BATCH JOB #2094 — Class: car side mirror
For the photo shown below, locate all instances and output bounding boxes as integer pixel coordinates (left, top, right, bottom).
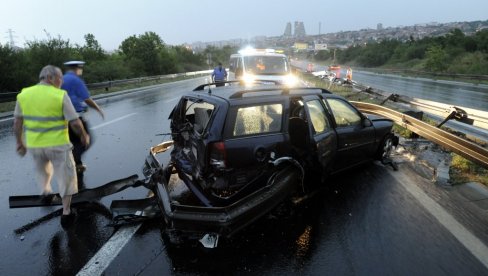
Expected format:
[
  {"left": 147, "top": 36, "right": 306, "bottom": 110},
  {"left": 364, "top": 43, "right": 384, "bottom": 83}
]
[{"left": 362, "top": 118, "right": 372, "bottom": 127}]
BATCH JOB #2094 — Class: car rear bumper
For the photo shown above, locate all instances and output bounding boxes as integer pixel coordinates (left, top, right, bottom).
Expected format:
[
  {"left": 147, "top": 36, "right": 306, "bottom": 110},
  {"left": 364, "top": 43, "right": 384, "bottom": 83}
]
[{"left": 144, "top": 141, "right": 301, "bottom": 243}]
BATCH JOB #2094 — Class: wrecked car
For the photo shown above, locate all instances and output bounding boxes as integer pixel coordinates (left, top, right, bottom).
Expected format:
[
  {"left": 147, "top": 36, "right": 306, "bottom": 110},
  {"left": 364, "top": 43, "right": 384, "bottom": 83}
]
[{"left": 142, "top": 82, "right": 398, "bottom": 247}]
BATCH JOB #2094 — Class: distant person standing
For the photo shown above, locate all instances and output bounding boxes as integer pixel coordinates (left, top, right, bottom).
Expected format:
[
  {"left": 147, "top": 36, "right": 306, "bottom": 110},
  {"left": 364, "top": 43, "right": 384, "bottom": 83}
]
[
  {"left": 14, "top": 65, "right": 90, "bottom": 228},
  {"left": 346, "top": 67, "right": 353, "bottom": 82},
  {"left": 212, "top": 62, "right": 227, "bottom": 87},
  {"left": 62, "top": 61, "right": 104, "bottom": 173}
]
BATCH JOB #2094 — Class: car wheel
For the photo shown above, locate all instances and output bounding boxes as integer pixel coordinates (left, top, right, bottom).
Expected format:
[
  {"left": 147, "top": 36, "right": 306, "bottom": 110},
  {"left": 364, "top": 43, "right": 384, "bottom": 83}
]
[{"left": 376, "top": 134, "right": 394, "bottom": 162}]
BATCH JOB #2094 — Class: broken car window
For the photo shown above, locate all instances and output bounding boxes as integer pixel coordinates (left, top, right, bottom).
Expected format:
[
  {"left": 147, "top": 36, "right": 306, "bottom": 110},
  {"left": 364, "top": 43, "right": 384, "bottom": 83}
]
[
  {"left": 233, "top": 104, "right": 283, "bottom": 136},
  {"left": 184, "top": 100, "right": 214, "bottom": 134}
]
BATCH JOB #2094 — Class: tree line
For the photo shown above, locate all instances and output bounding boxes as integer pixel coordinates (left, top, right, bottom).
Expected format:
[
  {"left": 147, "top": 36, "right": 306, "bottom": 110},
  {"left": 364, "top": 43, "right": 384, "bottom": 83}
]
[
  {"left": 3, "top": 28, "right": 486, "bottom": 93},
  {"left": 0, "top": 32, "right": 237, "bottom": 92},
  {"left": 313, "top": 28, "right": 488, "bottom": 74}
]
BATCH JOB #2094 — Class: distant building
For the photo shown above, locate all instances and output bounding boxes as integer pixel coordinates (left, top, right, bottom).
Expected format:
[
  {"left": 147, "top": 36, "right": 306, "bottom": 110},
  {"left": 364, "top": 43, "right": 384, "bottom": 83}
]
[
  {"left": 189, "top": 19, "right": 488, "bottom": 53},
  {"left": 477, "top": 25, "right": 488, "bottom": 32},
  {"left": 294, "top": 42, "right": 308, "bottom": 50},
  {"left": 283, "top": 22, "right": 292, "bottom": 37},
  {"left": 314, "top": 43, "right": 328, "bottom": 51},
  {"left": 294, "top": 21, "right": 306, "bottom": 37}
]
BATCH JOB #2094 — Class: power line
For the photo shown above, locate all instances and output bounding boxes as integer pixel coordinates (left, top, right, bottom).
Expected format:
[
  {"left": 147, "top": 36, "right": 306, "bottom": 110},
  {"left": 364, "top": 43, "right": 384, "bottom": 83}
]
[{"left": 5, "top": 29, "right": 17, "bottom": 47}]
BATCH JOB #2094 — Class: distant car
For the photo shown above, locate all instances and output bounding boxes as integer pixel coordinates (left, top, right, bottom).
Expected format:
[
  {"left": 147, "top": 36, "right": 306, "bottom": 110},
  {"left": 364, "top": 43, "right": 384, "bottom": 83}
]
[{"left": 145, "top": 81, "right": 398, "bottom": 247}]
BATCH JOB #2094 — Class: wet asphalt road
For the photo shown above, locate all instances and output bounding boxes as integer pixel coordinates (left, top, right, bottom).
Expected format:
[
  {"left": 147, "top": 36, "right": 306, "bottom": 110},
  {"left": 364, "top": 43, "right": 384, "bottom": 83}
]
[{"left": 1, "top": 77, "right": 488, "bottom": 275}]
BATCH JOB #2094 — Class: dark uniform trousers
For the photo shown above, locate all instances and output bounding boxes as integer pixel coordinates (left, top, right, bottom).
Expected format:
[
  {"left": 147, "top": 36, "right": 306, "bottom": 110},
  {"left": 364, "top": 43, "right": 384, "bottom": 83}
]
[{"left": 68, "top": 116, "right": 90, "bottom": 166}]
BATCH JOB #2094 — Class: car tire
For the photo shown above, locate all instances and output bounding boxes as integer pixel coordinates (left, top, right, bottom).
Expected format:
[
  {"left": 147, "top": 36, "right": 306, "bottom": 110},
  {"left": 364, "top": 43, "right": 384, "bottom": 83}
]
[{"left": 376, "top": 134, "right": 394, "bottom": 162}]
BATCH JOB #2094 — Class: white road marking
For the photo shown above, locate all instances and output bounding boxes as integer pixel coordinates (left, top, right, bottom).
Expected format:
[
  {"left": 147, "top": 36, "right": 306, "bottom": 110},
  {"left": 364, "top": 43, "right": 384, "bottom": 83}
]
[
  {"left": 388, "top": 169, "right": 488, "bottom": 269},
  {"left": 91, "top": 113, "right": 137, "bottom": 130},
  {"left": 76, "top": 224, "right": 142, "bottom": 276}
]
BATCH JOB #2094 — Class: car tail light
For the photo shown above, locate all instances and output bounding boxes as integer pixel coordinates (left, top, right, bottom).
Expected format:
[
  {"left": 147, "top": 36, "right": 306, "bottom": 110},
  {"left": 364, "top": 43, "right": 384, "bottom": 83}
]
[{"left": 209, "top": 141, "right": 227, "bottom": 170}]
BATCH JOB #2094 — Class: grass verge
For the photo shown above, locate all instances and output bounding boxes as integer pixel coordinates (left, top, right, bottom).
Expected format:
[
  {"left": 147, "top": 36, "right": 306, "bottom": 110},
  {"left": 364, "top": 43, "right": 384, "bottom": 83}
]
[{"left": 450, "top": 154, "right": 488, "bottom": 186}]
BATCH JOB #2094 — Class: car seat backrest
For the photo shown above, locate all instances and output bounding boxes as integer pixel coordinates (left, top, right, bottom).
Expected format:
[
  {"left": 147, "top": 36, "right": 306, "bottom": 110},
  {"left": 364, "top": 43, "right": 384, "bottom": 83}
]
[{"left": 194, "top": 107, "right": 211, "bottom": 133}]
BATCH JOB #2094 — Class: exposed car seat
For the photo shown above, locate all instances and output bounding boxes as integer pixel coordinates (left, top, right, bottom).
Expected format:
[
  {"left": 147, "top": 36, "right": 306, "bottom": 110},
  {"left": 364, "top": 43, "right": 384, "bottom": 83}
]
[{"left": 194, "top": 107, "right": 211, "bottom": 133}]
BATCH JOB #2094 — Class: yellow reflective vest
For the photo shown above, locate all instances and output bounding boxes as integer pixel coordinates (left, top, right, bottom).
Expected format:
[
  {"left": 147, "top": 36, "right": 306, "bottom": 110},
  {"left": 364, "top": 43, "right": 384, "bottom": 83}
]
[{"left": 17, "top": 84, "right": 69, "bottom": 148}]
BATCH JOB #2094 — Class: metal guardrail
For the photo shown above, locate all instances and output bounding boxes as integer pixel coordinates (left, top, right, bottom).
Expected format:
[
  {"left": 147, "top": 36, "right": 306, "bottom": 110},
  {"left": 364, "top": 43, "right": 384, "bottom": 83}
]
[
  {"left": 294, "top": 62, "right": 488, "bottom": 131},
  {"left": 87, "top": 74, "right": 179, "bottom": 90},
  {"left": 0, "top": 92, "right": 19, "bottom": 103},
  {"left": 86, "top": 70, "right": 212, "bottom": 90},
  {"left": 407, "top": 98, "right": 488, "bottom": 130},
  {"left": 355, "top": 67, "right": 488, "bottom": 81},
  {"left": 353, "top": 101, "right": 488, "bottom": 169},
  {"left": 354, "top": 83, "right": 488, "bottom": 131},
  {"left": 0, "top": 70, "right": 213, "bottom": 103}
]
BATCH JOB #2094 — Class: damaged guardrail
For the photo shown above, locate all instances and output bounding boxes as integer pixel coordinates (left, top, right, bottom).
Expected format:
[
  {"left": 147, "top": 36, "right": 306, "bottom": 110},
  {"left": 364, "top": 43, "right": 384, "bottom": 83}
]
[
  {"left": 353, "top": 101, "right": 488, "bottom": 169},
  {"left": 357, "top": 85, "right": 488, "bottom": 131},
  {"left": 300, "top": 66, "right": 488, "bottom": 131}
]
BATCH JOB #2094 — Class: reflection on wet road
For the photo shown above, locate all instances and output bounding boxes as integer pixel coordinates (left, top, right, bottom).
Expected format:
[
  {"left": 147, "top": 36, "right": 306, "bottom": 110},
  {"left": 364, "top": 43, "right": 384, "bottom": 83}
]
[{"left": 104, "top": 163, "right": 488, "bottom": 275}]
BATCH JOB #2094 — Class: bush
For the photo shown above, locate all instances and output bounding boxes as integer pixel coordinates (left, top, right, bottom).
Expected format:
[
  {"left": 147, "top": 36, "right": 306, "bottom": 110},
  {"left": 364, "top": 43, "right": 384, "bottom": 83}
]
[{"left": 450, "top": 153, "right": 488, "bottom": 186}]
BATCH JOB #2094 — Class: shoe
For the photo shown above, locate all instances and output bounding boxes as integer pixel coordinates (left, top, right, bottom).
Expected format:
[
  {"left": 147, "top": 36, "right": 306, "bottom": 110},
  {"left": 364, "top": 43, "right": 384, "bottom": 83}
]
[
  {"left": 40, "top": 194, "right": 55, "bottom": 205},
  {"left": 76, "top": 164, "right": 87, "bottom": 173},
  {"left": 60, "top": 210, "right": 77, "bottom": 229}
]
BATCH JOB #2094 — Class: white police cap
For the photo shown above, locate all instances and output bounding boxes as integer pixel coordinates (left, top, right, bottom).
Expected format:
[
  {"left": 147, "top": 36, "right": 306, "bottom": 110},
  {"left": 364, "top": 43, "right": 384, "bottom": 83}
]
[{"left": 63, "top": 61, "right": 85, "bottom": 67}]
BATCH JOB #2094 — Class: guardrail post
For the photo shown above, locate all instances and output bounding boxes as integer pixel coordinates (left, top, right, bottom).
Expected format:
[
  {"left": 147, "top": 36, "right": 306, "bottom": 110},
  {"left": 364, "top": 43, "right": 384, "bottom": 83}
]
[
  {"left": 403, "top": 111, "right": 423, "bottom": 138},
  {"left": 380, "top": 93, "right": 399, "bottom": 105},
  {"left": 437, "top": 107, "right": 474, "bottom": 128}
]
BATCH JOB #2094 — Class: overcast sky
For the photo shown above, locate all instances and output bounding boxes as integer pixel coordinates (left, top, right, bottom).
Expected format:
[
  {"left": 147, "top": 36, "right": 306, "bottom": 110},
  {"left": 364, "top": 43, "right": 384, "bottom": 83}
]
[{"left": 1, "top": 0, "right": 487, "bottom": 51}]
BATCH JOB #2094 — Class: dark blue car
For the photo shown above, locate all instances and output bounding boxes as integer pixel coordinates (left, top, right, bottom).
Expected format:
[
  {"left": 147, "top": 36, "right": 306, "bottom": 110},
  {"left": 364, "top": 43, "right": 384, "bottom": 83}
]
[{"left": 145, "top": 82, "right": 398, "bottom": 246}]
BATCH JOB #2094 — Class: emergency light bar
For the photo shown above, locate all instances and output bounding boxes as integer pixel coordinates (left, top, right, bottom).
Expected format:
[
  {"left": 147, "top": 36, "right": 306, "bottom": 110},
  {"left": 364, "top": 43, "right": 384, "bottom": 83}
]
[{"left": 238, "top": 48, "right": 277, "bottom": 55}]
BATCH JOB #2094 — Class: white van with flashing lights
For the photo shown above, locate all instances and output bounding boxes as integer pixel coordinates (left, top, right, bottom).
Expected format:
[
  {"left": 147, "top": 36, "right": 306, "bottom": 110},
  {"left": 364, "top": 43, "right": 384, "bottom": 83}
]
[{"left": 228, "top": 48, "right": 298, "bottom": 86}]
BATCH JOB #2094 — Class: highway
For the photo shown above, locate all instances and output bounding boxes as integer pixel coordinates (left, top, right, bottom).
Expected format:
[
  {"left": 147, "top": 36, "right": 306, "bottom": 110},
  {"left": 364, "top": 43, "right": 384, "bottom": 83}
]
[{"left": 0, "top": 77, "right": 487, "bottom": 275}]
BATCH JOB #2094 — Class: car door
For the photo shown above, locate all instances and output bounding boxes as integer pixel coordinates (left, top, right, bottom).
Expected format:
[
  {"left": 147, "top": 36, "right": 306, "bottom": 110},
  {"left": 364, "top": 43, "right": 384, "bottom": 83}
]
[
  {"left": 223, "top": 101, "right": 287, "bottom": 186},
  {"left": 324, "top": 97, "right": 376, "bottom": 171},
  {"left": 302, "top": 96, "right": 337, "bottom": 170}
]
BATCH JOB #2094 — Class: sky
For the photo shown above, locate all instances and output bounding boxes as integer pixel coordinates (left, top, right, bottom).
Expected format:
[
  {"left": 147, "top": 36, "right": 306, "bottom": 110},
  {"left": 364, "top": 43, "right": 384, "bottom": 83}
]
[{"left": 1, "top": 0, "right": 487, "bottom": 51}]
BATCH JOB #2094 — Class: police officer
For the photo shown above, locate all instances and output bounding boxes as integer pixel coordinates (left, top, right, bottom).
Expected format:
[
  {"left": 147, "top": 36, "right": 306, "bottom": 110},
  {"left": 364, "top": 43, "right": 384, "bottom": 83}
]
[
  {"left": 14, "top": 65, "right": 90, "bottom": 227},
  {"left": 211, "top": 62, "right": 228, "bottom": 87},
  {"left": 62, "top": 61, "right": 104, "bottom": 173}
]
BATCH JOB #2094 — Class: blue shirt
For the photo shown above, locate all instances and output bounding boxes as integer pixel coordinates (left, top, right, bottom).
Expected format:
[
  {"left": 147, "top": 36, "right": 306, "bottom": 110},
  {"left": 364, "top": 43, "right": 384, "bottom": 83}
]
[
  {"left": 61, "top": 72, "right": 90, "bottom": 112},
  {"left": 212, "top": 66, "right": 227, "bottom": 81}
]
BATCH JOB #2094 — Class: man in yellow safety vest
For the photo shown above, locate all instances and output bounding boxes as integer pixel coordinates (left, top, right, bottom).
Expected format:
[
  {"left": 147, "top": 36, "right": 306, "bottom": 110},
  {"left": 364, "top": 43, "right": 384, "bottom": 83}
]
[{"left": 13, "top": 65, "right": 90, "bottom": 228}]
